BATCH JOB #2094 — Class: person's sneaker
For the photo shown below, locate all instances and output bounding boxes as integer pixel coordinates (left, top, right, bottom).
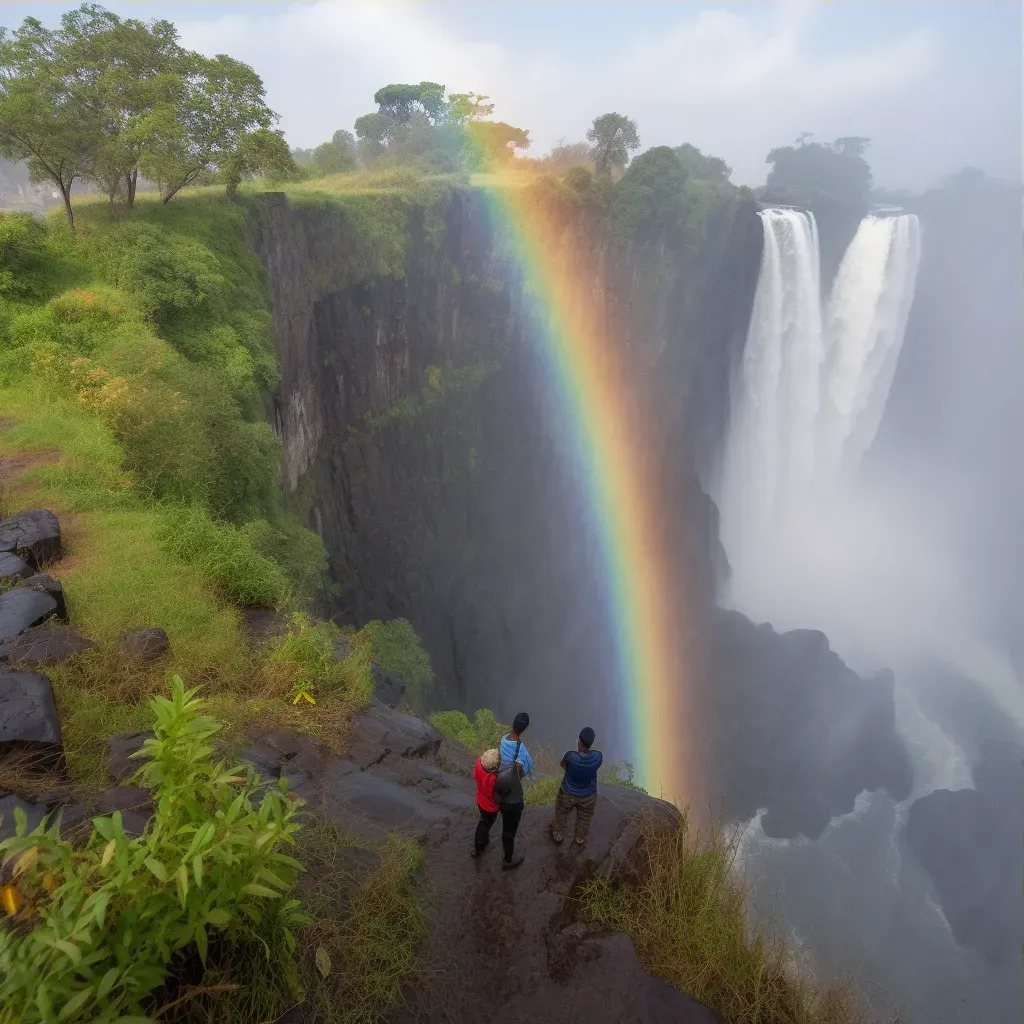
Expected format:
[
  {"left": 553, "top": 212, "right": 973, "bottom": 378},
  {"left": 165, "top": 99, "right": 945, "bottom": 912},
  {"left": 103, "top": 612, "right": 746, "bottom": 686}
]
[{"left": 502, "top": 854, "right": 525, "bottom": 871}]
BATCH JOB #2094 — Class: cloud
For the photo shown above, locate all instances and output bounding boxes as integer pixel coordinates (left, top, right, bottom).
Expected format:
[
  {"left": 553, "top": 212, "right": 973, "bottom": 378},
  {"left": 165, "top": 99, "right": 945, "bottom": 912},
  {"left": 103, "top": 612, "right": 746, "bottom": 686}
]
[{"left": 171, "top": 1, "right": 960, "bottom": 187}]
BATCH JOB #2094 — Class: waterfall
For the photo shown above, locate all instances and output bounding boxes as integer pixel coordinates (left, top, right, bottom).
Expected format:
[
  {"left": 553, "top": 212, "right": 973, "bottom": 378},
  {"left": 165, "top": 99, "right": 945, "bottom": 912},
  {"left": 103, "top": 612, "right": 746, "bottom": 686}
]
[
  {"left": 718, "top": 209, "right": 920, "bottom": 618},
  {"left": 818, "top": 214, "right": 922, "bottom": 483}
]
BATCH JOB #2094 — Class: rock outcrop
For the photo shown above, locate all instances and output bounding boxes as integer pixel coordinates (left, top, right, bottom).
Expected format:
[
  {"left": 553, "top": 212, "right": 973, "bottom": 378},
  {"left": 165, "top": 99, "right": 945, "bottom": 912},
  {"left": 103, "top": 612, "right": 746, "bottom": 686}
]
[{"left": 703, "top": 609, "right": 912, "bottom": 839}]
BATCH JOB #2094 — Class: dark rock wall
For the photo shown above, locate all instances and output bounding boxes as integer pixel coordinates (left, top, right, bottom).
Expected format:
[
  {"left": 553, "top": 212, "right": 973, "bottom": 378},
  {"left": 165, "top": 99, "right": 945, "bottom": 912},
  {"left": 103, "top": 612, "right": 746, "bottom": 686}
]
[{"left": 246, "top": 188, "right": 760, "bottom": 762}]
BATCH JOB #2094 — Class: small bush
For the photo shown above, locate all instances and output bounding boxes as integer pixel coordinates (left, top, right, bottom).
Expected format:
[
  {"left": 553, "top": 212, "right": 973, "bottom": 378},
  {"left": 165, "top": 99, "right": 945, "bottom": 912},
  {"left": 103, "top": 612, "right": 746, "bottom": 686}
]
[
  {"left": 157, "top": 503, "right": 288, "bottom": 607},
  {"left": 7, "top": 286, "right": 145, "bottom": 355},
  {"left": 0, "top": 676, "right": 308, "bottom": 1024},
  {"left": 0, "top": 211, "right": 49, "bottom": 297},
  {"left": 524, "top": 775, "right": 561, "bottom": 806},
  {"left": 429, "top": 707, "right": 508, "bottom": 754},
  {"left": 362, "top": 618, "right": 433, "bottom": 699},
  {"left": 267, "top": 612, "right": 348, "bottom": 705}
]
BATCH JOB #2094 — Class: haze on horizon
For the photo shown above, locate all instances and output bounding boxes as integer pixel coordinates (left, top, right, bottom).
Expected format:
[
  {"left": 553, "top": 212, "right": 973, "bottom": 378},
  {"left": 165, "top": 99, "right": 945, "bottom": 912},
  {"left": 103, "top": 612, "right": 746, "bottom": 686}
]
[{"left": 8, "top": 0, "right": 1021, "bottom": 193}]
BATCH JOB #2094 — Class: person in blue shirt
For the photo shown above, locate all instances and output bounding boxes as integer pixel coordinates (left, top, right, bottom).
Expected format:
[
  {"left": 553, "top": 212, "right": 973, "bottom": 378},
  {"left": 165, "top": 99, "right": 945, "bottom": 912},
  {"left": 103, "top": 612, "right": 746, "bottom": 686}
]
[
  {"left": 494, "top": 712, "right": 533, "bottom": 870},
  {"left": 550, "top": 726, "right": 603, "bottom": 846}
]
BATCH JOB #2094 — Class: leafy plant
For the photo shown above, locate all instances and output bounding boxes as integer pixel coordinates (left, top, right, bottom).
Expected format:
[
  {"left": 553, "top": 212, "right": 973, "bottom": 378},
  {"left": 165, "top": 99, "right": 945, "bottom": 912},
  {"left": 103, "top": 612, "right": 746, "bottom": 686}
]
[
  {"left": 267, "top": 612, "right": 355, "bottom": 705},
  {"left": 0, "top": 675, "right": 307, "bottom": 1024},
  {"left": 361, "top": 618, "right": 433, "bottom": 699},
  {"left": 428, "top": 707, "right": 507, "bottom": 754}
]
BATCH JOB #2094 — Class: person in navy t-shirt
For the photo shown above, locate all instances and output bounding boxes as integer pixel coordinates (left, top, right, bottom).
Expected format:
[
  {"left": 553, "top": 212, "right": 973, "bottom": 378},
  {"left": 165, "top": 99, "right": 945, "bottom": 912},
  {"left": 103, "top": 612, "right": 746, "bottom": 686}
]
[{"left": 550, "top": 726, "right": 603, "bottom": 846}]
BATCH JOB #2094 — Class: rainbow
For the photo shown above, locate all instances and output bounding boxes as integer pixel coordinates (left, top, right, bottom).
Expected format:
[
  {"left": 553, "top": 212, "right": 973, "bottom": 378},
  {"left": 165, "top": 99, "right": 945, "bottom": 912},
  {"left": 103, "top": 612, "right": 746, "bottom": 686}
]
[{"left": 474, "top": 172, "right": 697, "bottom": 807}]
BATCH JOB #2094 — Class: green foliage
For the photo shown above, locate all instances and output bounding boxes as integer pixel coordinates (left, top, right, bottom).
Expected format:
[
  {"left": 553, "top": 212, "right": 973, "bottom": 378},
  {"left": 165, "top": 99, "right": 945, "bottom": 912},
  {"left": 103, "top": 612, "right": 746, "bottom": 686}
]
[
  {"left": 362, "top": 618, "right": 433, "bottom": 697},
  {"left": 674, "top": 142, "right": 731, "bottom": 184},
  {"left": 765, "top": 134, "right": 872, "bottom": 206},
  {"left": 243, "top": 516, "right": 327, "bottom": 607},
  {"left": 0, "top": 676, "right": 308, "bottom": 1024},
  {"left": 429, "top": 708, "right": 508, "bottom": 754},
  {"left": 157, "top": 503, "right": 288, "bottom": 607},
  {"left": 586, "top": 112, "right": 640, "bottom": 177},
  {"left": 523, "top": 775, "right": 561, "bottom": 806},
  {"left": 221, "top": 128, "right": 296, "bottom": 198},
  {"left": 267, "top": 612, "right": 349, "bottom": 705},
  {"left": 601, "top": 760, "right": 646, "bottom": 792},
  {"left": 0, "top": 212, "right": 49, "bottom": 296},
  {"left": 0, "top": 5, "right": 280, "bottom": 220}
]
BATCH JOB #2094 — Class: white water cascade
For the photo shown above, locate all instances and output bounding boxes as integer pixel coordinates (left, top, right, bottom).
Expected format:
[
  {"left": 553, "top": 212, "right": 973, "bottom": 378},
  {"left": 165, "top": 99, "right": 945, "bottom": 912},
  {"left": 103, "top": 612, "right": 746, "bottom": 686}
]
[{"left": 717, "top": 209, "right": 921, "bottom": 632}]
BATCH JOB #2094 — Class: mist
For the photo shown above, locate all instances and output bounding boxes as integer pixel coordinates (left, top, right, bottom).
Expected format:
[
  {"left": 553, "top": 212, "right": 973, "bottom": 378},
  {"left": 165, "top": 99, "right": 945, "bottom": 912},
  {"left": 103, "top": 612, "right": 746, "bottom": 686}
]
[{"left": 714, "top": 167, "right": 1022, "bottom": 1022}]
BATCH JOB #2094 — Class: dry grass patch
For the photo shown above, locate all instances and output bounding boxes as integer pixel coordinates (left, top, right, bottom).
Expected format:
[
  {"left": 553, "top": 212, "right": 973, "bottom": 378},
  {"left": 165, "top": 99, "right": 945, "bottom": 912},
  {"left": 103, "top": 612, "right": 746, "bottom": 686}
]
[{"left": 579, "top": 814, "right": 895, "bottom": 1024}]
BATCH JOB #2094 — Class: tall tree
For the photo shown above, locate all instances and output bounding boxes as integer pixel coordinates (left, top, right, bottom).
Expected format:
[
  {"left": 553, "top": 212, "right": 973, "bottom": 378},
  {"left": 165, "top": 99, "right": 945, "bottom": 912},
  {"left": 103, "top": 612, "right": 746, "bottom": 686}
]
[
  {"left": 0, "top": 15, "right": 97, "bottom": 227},
  {"left": 674, "top": 142, "right": 731, "bottom": 184},
  {"left": 220, "top": 127, "right": 294, "bottom": 198},
  {"left": 586, "top": 113, "right": 640, "bottom": 177},
  {"left": 466, "top": 120, "right": 530, "bottom": 168},
  {"left": 140, "top": 52, "right": 275, "bottom": 203},
  {"left": 60, "top": 5, "right": 182, "bottom": 210},
  {"left": 765, "top": 135, "right": 873, "bottom": 205}
]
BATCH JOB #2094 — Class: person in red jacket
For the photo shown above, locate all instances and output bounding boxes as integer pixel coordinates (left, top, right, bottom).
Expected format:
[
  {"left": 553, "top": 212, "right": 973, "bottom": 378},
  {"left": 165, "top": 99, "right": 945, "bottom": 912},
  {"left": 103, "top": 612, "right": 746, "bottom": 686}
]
[{"left": 471, "top": 747, "right": 500, "bottom": 857}]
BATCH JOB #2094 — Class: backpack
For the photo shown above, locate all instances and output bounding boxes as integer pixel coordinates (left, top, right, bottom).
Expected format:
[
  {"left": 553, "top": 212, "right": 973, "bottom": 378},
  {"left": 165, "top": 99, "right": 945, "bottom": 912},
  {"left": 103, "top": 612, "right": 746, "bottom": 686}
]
[{"left": 493, "top": 739, "right": 524, "bottom": 807}]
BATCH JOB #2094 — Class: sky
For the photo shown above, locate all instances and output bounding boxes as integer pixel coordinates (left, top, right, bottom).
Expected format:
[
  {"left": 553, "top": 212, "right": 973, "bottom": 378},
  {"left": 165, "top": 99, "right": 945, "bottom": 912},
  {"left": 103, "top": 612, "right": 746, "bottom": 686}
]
[{"left": 10, "top": 1, "right": 1022, "bottom": 190}]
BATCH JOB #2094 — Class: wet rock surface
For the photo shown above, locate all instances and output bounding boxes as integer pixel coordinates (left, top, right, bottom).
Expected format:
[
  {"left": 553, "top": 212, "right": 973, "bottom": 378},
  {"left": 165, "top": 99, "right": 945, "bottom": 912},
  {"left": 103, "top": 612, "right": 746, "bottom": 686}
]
[
  {"left": 0, "top": 551, "right": 32, "bottom": 584},
  {"left": 0, "top": 587, "right": 58, "bottom": 643},
  {"left": 0, "top": 509, "right": 61, "bottom": 569},
  {"left": 0, "top": 623, "right": 94, "bottom": 667},
  {"left": 0, "top": 670, "right": 63, "bottom": 771},
  {"left": 117, "top": 627, "right": 170, "bottom": 661},
  {"left": 22, "top": 574, "right": 67, "bottom": 622},
  {"left": 392, "top": 784, "right": 722, "bottom": 1024}
]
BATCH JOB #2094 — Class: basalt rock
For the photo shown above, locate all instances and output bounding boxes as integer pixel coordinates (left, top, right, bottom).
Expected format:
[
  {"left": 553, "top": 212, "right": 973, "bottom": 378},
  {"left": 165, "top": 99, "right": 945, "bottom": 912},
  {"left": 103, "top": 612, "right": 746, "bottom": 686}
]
[
  {"left": 0, "top": 509, "right": 61, "bottom": 570},
  {"left": 0, "top": 670, "right": 63, "bottom": 773},
  {"left": 0, "top": 587, "right": 57, "bottom": 643},
  {"left": 22, "top": 574, "right": 67, "bottom": 622},
  {"left": 0, "top": 623, "right": 93, "bottom": 667},
  {"left": 0, "top": 552, "right": 32, "bottom": 585},
  {"left": 105, "top": 732, "right": 150, "bottom": 783},
  {"left": 906, "top": 745, "right": 1024, "bottom": 966}
]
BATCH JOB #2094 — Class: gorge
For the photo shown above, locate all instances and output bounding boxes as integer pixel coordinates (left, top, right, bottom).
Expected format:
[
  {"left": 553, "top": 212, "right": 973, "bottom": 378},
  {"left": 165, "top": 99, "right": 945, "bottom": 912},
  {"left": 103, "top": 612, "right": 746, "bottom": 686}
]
[{"left": 244, "top": 172, "right": 1020, "bottom": 1022}]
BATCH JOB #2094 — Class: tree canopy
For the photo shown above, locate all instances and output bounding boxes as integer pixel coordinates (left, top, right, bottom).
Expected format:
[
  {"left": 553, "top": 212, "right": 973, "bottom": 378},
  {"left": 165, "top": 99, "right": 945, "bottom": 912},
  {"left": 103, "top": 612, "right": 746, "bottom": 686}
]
[
  {"left": 0, "top": 3, "right": 281, "bottom": 225},
  {"left": 765, "top": 135, "right": 872, "bottom": 205},
  {"left": 674, "top": 142, "right": 731, "bottom": 185},
  {"left": 586, "top": 113, "right": 640, "bottom": 177}
]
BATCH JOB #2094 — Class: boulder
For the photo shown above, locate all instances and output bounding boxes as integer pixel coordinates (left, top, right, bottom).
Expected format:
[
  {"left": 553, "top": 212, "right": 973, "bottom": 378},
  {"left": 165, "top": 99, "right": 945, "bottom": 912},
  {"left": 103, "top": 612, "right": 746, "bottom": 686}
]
[
  {"left": 243, "top": 607, "right": 290, "bottom": 642},
  {"left": 0, "top": 587, "right": 57, "bottom": 643},
  {"left": 0, "top": 671, "right": 63, "bottom": 772},
  {"left": 0, "top": 509, "right": 61, "bottom": 570},
  {"left": 371, "top": 662, "right": 406, "bottom": 708},
  {"left": 105, "top": 732, "right": 150, "bottom": 783},
  {"left": 0, "top": 623, "right": 94, "bottom": 667},
  {"left": 22, "top": 574, "right": 67, "bottom": 621},
  {"left": 95, "top": 786, "right": 152, "bottom": 817},
  {"left": 0, "top": 552, "right": 32, "bottom": 584},
  {"left": 117, "top": 627, "right": 169, "bottom": 662}
]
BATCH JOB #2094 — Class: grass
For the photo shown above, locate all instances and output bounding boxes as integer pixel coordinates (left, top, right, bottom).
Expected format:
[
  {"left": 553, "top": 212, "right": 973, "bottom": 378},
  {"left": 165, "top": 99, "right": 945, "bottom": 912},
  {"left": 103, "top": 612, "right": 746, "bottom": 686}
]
[
  {"left": 291, "top": 819, "right": 427, "bottom": 1024},
  {"left": 579, "top": 813, "right": 892, "bottom": 1024}
]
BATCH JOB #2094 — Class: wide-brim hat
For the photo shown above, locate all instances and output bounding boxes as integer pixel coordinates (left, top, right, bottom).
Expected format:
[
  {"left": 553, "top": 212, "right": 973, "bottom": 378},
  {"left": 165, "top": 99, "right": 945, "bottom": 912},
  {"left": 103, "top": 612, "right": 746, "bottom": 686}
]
[{"left": 480, "top": 748, "right": 499, "bottom": 771}]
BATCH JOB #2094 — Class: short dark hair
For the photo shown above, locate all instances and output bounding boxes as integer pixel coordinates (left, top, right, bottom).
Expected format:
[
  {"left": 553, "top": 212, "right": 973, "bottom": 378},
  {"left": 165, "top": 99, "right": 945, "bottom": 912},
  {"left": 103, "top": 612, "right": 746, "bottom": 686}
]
[
  {"left": 579, "top": 726, "right": 595, "bottom": 749},
  {"left": 512, "top": 712, "right": 530, "bottom": 734}
]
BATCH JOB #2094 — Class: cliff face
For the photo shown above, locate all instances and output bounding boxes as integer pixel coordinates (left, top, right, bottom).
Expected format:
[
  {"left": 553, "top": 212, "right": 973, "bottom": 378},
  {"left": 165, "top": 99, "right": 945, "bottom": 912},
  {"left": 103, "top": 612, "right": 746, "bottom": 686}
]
[
  {"left": 246, "top": 186, "right": 760, "bottom": 759},
  {"left": 247, "top": 185, "right": 912, "bottom": 834}
]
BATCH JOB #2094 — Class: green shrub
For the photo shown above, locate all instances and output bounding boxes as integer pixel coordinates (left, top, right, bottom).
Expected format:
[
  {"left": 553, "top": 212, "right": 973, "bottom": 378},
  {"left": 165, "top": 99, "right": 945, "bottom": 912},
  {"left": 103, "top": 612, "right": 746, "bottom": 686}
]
[
  {"left": 428, "top": 707, "right": 507, "bottom": 754},
  {"left": 0, "top": 676, "right": 308, "bottom": 1024},
  {"left": 243, "top": 516, "right": 328, "bottom": 607},
  {"left": 157, "top": 503, "right": 288, "bottom": 607},
  {"left": 98, "top": 220, "right": 227, "bottom": 333},
  {"left": 6, "top": 286, "right": 146, "bottom": 355},
  {"left": 523, "top": 775, "right": 561, "bottom": 806},
  {"left": 0, "top": 212, "right": 53, "bottom": 297},
  {"left": 268, "top": 612, "right": 346, "bottom": 705},
  {"left": 362, "top": 618, "right": 433, "bottom": 698}
]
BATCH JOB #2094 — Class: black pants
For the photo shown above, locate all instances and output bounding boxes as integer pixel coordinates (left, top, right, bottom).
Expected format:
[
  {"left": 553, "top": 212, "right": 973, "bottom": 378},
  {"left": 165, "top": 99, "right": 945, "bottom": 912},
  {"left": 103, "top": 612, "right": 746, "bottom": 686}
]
[{"left": 475, "top": 802, "right": 524, "bottom": 861}]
